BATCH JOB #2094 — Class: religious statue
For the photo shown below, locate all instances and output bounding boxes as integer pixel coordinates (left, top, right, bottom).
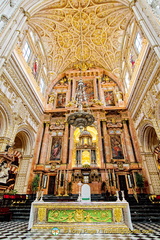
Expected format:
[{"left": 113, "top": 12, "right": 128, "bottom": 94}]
[
  {"left": 116, "top": 90, "right": 123, "bottom": 102},
  {"left": 48, "top": 92, "right": 56, "bottom": 104},
  {"left": 0, "top": 162, "right": 10, "bottom": 184}
]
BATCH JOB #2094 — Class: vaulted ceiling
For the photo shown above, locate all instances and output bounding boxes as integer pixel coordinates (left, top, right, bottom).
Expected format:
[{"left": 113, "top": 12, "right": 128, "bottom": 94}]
[{"left": 28, "top": 0, "right": 134, "bottom": 78}]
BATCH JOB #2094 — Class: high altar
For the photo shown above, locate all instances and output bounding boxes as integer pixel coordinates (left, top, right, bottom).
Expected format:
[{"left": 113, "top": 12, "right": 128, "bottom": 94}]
[{"left": 28, "top": 200, "right": 133, "bottom": 233}]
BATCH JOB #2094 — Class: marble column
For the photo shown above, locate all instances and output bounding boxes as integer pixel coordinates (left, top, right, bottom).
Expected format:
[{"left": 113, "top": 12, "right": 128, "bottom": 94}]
[
  {"left": 68, "top": 126, "right": 74, "bottom": 168},
  {"left": 102, "top": 121, "right": 111, "bottom": 163},
  {"left": 123, "top": 120, "right": 135, "bottom": 163},
  {"left": 129, "top": 118, "right": 142, "bottom": 162},
  {"left": 93, "top": 77, "right": 97, "bottom": 99},
  {"left": 67, "top": 79, "right": 71, "bottom": 102},
  {"left": 39, "top": 122, "right": 50, "bottom": 164},
  {"left": 62, "top": 123, "right": 69, "bottom": 164},
  {"left": 97, "top": 116, "right": 103, "bottom": 167},
  {"left": 33, "top": 122, "right": 44, "bottom": 164}
]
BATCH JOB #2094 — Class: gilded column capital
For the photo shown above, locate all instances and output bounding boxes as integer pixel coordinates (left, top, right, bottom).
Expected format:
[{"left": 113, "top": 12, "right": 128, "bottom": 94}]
[
  {"left": 122, "top": 119, "right": 128, "bottom": 124},
  {"left": 44, "top": 122, "right": 50, "bottom": 128}
]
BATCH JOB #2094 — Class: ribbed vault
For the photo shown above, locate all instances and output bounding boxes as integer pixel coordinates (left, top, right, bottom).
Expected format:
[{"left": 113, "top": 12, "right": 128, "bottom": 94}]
[{"left": 28, "top": 0, "right": 133, "bottom": 78}]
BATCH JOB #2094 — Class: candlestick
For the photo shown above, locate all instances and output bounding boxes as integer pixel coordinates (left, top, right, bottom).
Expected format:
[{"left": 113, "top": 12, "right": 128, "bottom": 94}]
[{"left": 116, "top": 190, "right": 121, "bottom": 202}]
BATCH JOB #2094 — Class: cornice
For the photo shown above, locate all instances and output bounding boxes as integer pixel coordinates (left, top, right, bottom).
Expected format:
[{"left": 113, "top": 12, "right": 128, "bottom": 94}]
[
  {"left": 127, "top": 50, "right": 159, "bottom": 118},
  {"left": 3, "top": 57, "right": 44, "bottom": 123}
]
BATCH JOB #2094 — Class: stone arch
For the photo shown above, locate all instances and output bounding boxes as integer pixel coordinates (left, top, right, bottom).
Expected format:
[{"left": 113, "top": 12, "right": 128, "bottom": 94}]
[
  {"left": 138, "top": 121, "right": 160, "bottom": 194},
  {"left": 0, "top": 104, "right": 9, "bottom": 137},
  {"left": 13, "top": 126, "right": 35, "bottom": 194},
  {"left": 0, "top": 99, "right": 13, "bottom": 137},
  {"left": 143, "top": 126, "right": 159, "bottom": 152},
  {"left": 138, "top": 121, "right": 159, "bottom": 152},
  {"left": 14, "top": 126, "right": 35, "bottom": 155}
]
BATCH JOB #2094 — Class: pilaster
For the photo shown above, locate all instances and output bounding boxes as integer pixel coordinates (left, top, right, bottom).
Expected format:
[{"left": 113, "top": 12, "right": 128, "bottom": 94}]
[
  {"left": 102, "top": 121, "right": 111, "bottom": 163},
  {"left": 39, "top": 122, "right": 50, "bottom": 164},
  {"left": 14, "top": 155, "right": 32, "bottom": 194},
  {"left": 123, "top": 120, "right": 135, "bottom": 163},
  {"left": 62, "top": 123, "right": 69, "bottom": 164}
]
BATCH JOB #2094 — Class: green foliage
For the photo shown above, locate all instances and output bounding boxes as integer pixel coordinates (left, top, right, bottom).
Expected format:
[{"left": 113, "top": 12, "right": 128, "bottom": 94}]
[
  {"left": 136, "top": 173, "right": 144, "bottom": 189},
  {"left": 7, "top": 189, "right": 18, "bottom": 195},
  {"left": 31, "top": 174, "right": 40, "bottom": 193}
]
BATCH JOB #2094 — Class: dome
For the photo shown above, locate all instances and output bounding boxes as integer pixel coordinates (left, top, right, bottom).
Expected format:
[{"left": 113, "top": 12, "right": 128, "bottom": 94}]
[{"left": 79, "top": 129, "right": 92, "bottom": 138}]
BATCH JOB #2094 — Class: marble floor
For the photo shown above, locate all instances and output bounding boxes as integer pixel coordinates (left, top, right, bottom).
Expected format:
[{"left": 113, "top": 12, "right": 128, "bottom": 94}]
[{"left": 0, "top": 221, "right": 160, "bottom": 240}]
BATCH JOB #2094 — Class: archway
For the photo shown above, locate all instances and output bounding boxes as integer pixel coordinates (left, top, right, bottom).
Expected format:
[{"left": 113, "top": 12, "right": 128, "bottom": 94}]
[
  {"left": 13, "top": 129, "right": 35, "bottom": 194},
  {"left": 0, "top": 102, "right": 13, "bottom": 151},
  {"left": 139, "top": 123, "right": 160, "bottom": 194}
]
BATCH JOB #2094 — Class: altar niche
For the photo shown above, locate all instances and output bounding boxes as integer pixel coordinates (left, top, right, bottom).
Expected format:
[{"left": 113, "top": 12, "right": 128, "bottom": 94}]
[{"left": 73, "top": 127, "right": 99, "bottom": 167}]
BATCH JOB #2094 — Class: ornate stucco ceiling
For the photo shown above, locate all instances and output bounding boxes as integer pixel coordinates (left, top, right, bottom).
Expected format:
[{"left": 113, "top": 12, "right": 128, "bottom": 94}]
[{"left": 28, "top": 0, "right": 134, "bottom": 78}]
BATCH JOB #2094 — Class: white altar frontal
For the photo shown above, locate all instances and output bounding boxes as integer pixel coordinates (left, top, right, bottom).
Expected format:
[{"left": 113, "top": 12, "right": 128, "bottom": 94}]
[{"left": 28, "top": 201, "right": 133, "bottom": 234}]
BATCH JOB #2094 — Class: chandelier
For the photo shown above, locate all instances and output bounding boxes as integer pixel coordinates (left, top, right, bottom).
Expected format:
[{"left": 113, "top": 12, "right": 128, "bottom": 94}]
[
  {"left": 67, "top": 80, "right": 95, "bottom": 129},
  {"left": 67, "top": 3, "right": 95, "bottom": 130}
]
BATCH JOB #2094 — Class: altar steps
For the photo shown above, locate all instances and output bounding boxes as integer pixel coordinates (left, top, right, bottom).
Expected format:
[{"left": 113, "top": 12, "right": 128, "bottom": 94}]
[
  {"left": 9, "top": 206, "right": 31, "bottom": 221},
  {"left": 130, "top": 204, "right": 160, "bottom": 222},
  {"left": 9, "top": 203, "right": 160, "bottom": 222},
  {"left": 2, "top": 193, "right": 160, "bottom": 222}
]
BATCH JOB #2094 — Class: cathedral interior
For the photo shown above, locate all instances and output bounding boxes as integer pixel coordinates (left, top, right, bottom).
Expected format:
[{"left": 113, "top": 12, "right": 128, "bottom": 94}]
[{"left": 0, "top": 0, "right": 160, "bottom": 204}]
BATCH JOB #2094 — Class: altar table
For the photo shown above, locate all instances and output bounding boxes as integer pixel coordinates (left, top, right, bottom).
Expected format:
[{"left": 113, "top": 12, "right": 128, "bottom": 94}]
[{"left": 28, "top": 201, "right": 133, "bottom": 233}]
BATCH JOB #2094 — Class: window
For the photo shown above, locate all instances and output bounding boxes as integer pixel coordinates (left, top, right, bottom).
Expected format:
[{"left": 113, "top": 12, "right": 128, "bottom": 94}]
[
  {"left": 125, "top": 71, "right": 130, "bottom": 90},
  {"left": 39, "top": 42, "right": 44, "bottom": 55},
  {"left": 40, "top": 77, "right": 45, "bottom": 93},
  {"left": 147, "top": 0, "right": 153, "bottom": 4},
  {"left": 135, "top": 33, "right": 142, "bottom": 53},
  {"left": 83, "top": 175, "right": 89, "bottom": 183},
  {"left": 23, "top": 42, "right": 31, "bottom": 62},
  {"left": 30, "top": 31, "right": 35, "bottom": 42},
  {"left": 43, "top": 66, "right": 47, "bottom": 75}
]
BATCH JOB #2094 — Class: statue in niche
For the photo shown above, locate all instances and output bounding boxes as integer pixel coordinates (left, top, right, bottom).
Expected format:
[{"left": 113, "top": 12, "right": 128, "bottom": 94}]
[
  {"left": 0, "top": 162, "right": 10, "bottom": 184},
  {"left": 56, "top": 76, "right": 68, "bottom": 86},
  {"left": 116, "top": 90, "right": 123, "bottom": 102},
  {"left": 48, "top": 92, "right": 56, "bottom": 104},
  {"left": 154, "top": 143, "right": 160, "bottom": 163},
  {"left": 32, "top": 58, "right": 38, "bottom": 78},
  {"left": 101, "top": 75, "right": 111, "bottom": 84}
]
